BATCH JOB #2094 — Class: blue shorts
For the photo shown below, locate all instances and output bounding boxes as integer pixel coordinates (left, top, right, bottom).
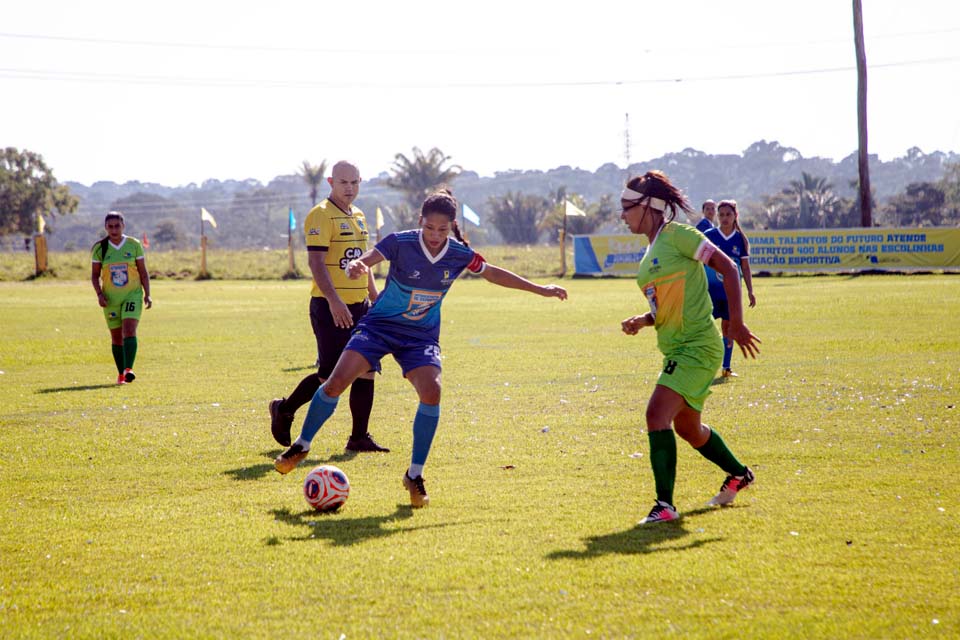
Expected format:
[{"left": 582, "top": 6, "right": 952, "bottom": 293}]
[
  {"left": 344, "top": 323, "right": 442, "bottom": 376},
  {"left": 708, "top": 284, "right": 729, "bottom": 320}
]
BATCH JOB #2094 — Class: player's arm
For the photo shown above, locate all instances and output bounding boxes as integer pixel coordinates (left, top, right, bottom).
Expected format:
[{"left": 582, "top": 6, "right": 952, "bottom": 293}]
[
  {"left": 740, "top": 257, "right": 755, "bottom": 308},
  {"left": 308, "top": 250, "right": 352, "bottom": 329},
  {"left": 706, "top": 250, "right": 760, "bottom": 358},
  {"left": 740, "top": 236, "right": 755, "bottom": 308},
  {"left": 480, "top": 264, "right": 567, "bottom": 300},
  {"left": 91, "top": 260, "right": 107, "bottom": 308},
  {"left": 135, "top": 257, "right": 152, "bottom": 309}
]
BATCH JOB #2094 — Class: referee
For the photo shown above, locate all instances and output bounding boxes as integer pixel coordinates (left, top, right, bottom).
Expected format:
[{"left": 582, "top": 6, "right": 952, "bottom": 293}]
[{"left": 269, "top": 160, "right": 389, "bottom": 453}]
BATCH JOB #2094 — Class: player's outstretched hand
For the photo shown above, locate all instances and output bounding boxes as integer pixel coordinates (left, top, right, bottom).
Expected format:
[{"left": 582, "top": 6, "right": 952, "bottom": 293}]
[
  {"left": 346, "top": 259, "right": 369, "bottom": 280},
  {"left": 728, "top": 321, "right": 761, "bottom": 359},
  {"left": 621, "top": 315, "right": 648, "bottom": 335},
  {"left": 540, "top": 284, "right": 568, "bottom": 300}
]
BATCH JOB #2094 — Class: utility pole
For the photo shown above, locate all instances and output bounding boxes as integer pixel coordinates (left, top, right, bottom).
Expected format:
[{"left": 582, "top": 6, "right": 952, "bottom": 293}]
[{"left": 853, "top": 0, "right": 872, "bottom": 227}]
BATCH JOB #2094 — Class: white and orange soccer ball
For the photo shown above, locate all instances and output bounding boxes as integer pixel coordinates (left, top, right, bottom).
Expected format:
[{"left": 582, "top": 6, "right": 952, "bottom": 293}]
[{"left": 303, "top": 465, "right": 350, "bottom": 512}]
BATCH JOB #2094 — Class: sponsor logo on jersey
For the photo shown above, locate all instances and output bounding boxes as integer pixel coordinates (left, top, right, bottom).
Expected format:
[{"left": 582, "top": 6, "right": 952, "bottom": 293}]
[
  {"left": 340, "top": 223, "right": 350, "bottom": 231},
  {"left": 356, "top": 219, "right": 366, "bottom": 231},
  {"left": 409, "top": 270, "right": 421, "bottom": 280},
  {"left": 109, "top": 263, "right": 129, "bottom": 287},
  {"left": 440, "top": 269, "right": 455, "bottom": 286},
  {"left": 403, "top": 290, "right": 442, "bottom": 321},
  {"left": 308, "top": 228, "right": 321, "bottom": 235}
]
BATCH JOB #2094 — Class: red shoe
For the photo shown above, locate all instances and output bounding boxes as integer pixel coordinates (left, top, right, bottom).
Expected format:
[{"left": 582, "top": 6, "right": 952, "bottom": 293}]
[{"left": 117, "top": 374, "right": 127, "bottom": 385}]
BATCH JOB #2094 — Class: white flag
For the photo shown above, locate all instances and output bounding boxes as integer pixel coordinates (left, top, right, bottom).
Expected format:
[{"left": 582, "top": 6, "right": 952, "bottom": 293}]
[
  {"left": 201, "top": 207, "right": 218, "bottom": 228},
  {"left": 565, "top": 200, "right": 587, "bottom": 217},
  {"left": 462, "top": 203, "right": 481, "bottom": 225}
]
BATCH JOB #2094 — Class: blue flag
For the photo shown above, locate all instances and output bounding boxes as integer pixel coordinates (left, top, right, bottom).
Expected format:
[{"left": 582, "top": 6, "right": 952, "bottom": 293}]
[
  {"left": 289, "top": 207, "right": 296, "bottom": 231},
  {"left": 462, "top": 203, "right": 480, "bottom": 226}
]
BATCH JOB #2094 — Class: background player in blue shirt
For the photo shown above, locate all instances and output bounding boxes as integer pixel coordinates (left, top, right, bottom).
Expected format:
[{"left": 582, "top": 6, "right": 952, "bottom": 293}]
[
  {"left": 274, "top": 189, "right": 568, "bottom": 508},
  {"left": 704, "top": 200, "right": 757, "bottom": 377}
]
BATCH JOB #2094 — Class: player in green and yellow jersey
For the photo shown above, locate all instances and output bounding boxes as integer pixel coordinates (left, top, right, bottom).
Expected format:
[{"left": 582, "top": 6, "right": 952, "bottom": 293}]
[
  {"left": 268, "top": 161, "right": 388, "bottom": 453},
  {"left": 618, "top": 171, "right": 761, "bottom": 525},
  {"left": 90, "top": 211, "right": 152, "bottom": 385}
]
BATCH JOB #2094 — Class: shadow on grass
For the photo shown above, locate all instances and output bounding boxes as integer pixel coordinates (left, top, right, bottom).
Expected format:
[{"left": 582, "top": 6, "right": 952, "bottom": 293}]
[
  {"left": 546, "top": 507, "right": 723, "bottom": 559},
  {"left": 281, "top": 365, "right": 317, "bottom": 373},
  {"left": 223, "top": 449, "right": 359, "bottom": 481},
  {"left": 268, "top": 504, "right": 454, "bottom": 546},
  {"left": 37, "top": 384, "right": 118, "bottom": 393}
]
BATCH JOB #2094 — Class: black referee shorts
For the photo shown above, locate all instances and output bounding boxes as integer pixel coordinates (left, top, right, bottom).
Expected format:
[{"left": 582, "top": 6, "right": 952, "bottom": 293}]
[{"left": 309, "top": 296, "right": 370, "bottom": 379}]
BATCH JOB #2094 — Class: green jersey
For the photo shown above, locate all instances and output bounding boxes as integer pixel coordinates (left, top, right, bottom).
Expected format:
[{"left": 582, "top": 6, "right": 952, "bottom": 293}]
[
  {"left": 92, "top": 236, "right": 145, "bottom": 304},
  {"left": 635, "top": 222, "right": 720, "bottom": 356}
]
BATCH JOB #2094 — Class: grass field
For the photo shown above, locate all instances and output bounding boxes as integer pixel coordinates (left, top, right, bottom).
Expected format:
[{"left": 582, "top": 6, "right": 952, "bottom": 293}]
[{"left": 1, "top": 275, "right": 958, "bottom": 638}]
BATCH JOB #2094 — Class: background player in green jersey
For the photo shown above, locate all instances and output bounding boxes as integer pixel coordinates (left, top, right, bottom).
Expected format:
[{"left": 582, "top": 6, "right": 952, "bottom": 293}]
[
  {"left": 618, "top": 171, "right": 761, "bottom": 525},
  {"left": 90, "top": 211, "right": 152, "bottom": 385}
]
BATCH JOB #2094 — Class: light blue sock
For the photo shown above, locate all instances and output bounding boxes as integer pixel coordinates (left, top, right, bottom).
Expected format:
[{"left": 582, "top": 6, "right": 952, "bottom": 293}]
[
  {"left": 295, "top": 385, "right": 339, "bottom": 448},
  {"left": 722, "top": 337, "right": 733, "bottom": 369},
  {"left": 408, "top": 403, "right": 440, "bottom": 477}
]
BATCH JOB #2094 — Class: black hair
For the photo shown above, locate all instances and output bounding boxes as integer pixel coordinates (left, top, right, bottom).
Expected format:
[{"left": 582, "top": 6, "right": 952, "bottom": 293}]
[{"left": 421, "top": 188, "right": 469, "bottom": 247}]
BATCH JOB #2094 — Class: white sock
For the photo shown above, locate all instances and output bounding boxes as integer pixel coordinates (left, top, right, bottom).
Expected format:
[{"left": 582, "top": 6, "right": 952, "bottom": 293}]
[
  {"left": 407, "top": 464, "right": 424, "bottom": 478},
  {"left": 293, "top": 436, "right": 311, "bottom": 450}
]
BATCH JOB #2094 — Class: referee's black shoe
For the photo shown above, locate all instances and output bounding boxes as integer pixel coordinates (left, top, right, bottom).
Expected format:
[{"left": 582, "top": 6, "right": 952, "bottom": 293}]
[
  {"left": 269, "top": 398, "right": 294, "bottom": 447},
  {"left": 345, "top": 432, "right": 390, "bottom": 453}
]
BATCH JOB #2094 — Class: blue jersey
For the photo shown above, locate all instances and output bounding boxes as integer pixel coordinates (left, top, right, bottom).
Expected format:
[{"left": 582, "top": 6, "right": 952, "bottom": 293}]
[
  {"left": 704, "top": 227, "right": 749, "bottom": 300},
  {"left": 695, "top": 218, "right": 714, "bottom": 234},
  {"left": 362, "top": 230, "right": 486, "bottom": 341}
]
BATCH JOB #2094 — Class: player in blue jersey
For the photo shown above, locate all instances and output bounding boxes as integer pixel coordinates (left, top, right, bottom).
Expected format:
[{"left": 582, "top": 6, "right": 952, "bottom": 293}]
[
  {"left": 703, "top": 200, "right": 756, "bottom": 377},
  {"left": 274, "top": 189, "right": 568, "bottom": 507},
  {"left": 693, "top": 199, "right": 717, "bottom": 234}
]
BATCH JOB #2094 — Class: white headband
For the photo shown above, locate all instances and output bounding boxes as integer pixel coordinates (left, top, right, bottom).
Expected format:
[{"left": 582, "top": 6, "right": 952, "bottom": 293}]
[{"left": 621, "top": 188, "right": 666, "bottom": 212}]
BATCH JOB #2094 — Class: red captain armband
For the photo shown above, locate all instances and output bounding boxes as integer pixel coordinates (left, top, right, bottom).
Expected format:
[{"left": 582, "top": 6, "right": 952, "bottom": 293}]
[{"left": 466, "top": 252, "right": 486, "bottom": 274}]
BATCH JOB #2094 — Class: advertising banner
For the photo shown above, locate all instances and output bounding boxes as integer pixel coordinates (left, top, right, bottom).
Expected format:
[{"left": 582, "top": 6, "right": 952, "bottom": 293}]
[{"left": 573, "top": 228, "right": 960, "bottom": 275}]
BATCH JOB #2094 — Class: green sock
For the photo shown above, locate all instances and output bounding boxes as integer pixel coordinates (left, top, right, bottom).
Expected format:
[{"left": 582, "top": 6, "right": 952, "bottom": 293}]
[
  {"left": 123, "top": 337, "right": 138, "bottom": 370},
  {"left": 648, "top": 429, "right": 677, "bottom": 506},
  {"left": 111, "top": 344, "right": 124, "bottom": 374},
  {"left": 695, "top": 428, "right": 747, "bottom": 476}
]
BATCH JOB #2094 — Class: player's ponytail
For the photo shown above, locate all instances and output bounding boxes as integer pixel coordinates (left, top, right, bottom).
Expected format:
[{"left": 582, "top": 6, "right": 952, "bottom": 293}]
[{"left": 624, "top": 171, "right": 693, "bottom": 222}]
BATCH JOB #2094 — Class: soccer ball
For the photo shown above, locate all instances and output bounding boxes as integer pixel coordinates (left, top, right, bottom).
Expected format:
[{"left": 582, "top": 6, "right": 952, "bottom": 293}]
[{"left": 303, "top": 465, "right": 350, "bottom": 512}]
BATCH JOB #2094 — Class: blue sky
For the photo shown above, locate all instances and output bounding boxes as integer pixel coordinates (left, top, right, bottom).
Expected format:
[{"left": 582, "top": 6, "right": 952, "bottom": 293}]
[{"left": 2, "top": 0, "right": 959, "bottom": 186}]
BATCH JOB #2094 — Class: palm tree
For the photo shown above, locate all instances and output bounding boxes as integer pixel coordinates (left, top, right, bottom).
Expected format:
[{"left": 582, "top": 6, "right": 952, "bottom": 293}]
[
  {"left": 386, "top": 147, "right": 461, "bottom": 210},
  {"left": 300, "top": 160, "right": 328, "bottom": 207},
  {"left": 783, "top": 172, "right": 838, "bottom": 228},
  {"left": 487, "top": 191, "right": 548, "bottom": 244}
]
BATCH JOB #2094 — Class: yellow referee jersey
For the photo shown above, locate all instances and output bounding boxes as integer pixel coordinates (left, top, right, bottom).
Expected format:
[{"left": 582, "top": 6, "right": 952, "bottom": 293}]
[{"left": 304, "top": 198, "right": 370, "bottom": 303}]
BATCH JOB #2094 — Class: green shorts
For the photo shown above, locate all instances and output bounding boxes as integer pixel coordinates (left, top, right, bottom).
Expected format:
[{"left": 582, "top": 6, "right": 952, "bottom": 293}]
[
  {"left": 656, "top": 341, "right": 723, "bottom": 412},
  {"left": 103, "top": 292, "right": 143, "bottom": 329}
]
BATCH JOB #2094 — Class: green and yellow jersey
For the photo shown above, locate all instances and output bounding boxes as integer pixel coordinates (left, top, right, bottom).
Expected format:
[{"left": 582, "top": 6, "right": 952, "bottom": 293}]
[
  {"left": 304, "top": 198, "right": 370, "bottom": 304},
  {"left": 92, "top": 236, "right": 145, "bottom": 304},
  {"left": 635, "top": 222, "right": 721, "bottom": 356}
]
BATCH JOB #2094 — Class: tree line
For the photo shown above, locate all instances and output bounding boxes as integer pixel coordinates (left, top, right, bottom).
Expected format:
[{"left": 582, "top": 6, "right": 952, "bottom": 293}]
[{"left": 2, "top": 141, "right": 959, "bottom": 252}]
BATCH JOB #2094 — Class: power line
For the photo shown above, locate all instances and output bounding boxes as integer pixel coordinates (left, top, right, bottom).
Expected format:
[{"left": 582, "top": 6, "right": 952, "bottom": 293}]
[
  {"left": 2, "top": 27, "right": 959, "bottom": 55},
  {"left": 1, "top": 56, "right": 958, "bottom": 90}
]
